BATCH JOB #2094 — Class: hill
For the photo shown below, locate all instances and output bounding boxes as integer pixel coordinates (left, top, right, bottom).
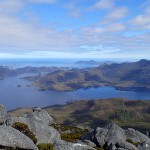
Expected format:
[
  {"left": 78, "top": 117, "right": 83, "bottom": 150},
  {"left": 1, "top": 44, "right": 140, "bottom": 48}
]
[
  {"left": 75, "top": 60, "right": 114, "bottom": 65},
  {"left": 9, "top": 98, "right": 150, "bottom": 131},
  {"left": 1, "top": 104, "right": 150, "bottom": 150},
  {"left": 23, "top": 59, "right": 150, "bottom": 91}
]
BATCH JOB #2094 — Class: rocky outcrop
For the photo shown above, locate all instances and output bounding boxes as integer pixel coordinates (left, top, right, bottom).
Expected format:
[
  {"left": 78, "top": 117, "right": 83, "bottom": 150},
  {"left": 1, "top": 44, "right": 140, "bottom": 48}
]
[
  {"left": 138, "top": 141, "right": 150, "bottom": 150},
  {"left": 125, "top": 128, "right": 150, "bottom": 146},
  {"left": 9, "top": 107, "right": 60, "bottom": 144},
  {"left": 0, "top": 104, "right": 7, "bottom": 124},
  {"left": 54, "top": 140, "right": 96, "bottom": 150},
  {"left": 95, "top": 123, "right": 126, "bottom": 146},
  {"left": 1, "top": 104, "right": 150, "bottom": 150},
  {"left": 0, "top": 125, "right": 38, "bottom": 150},
  {"left": 82, "top": 123, "right": 150, "bottom": 150}
]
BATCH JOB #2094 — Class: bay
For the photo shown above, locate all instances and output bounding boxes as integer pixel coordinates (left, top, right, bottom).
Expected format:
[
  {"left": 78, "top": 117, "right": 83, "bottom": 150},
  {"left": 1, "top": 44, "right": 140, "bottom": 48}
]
[{"left": 0, "top": 75, "right": 150, "bottom": 110}]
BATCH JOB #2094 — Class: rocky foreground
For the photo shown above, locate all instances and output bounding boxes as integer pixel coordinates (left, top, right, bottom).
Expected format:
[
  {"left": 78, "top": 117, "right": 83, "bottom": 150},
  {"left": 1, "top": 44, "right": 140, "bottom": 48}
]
[{"left": 0, "top": 104, "right": 150, "bottom": 150}]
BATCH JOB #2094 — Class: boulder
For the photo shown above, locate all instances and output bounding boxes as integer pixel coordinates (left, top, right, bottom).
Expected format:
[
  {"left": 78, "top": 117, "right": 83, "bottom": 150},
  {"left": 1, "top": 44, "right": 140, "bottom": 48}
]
[
  {"left": 115, "top": 141, "right": 138, "bottom": 150},
  {"left": 0, "top": 125, "right": 38, "bottom": 150},
  {"left": 84, "top": 140, "right": 96, "bottom": 148},
  {"left": 95, "top": 123, "right": 126, "bottom": 146},
  {"left": 138, "top": 141, "right": 150, "bottom": 150},
  {"left": 0, "top": 105, "right": 7, "bottom": 124},
  {"left": 82, "top": 123, "right": 138, "bottom": 150},
  {"left": 125, "top": 128, "right": 150, "bottom": 147},
  {"left": 32, "top": 107, "right": 54, "bottom": 125},
  {"left": 54, "top": 140, "right": 96, "bottom": 150},
  {"left": 10, "top": 108, "right": 60, "bottom": 144}
]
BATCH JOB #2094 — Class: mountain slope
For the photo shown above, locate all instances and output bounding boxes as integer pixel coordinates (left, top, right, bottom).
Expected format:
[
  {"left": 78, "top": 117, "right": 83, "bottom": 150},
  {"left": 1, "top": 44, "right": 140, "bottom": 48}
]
[
  {"left": 9, "top": 98, "right": 150, "bottom": 131},
  {"left": 23, "top": 59, "right": 150, "bottom": 91}
]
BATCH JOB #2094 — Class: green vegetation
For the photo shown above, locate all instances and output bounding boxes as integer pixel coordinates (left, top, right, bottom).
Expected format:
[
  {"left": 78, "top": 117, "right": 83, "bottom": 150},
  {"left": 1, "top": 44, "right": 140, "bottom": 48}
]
[
  {"left": 37, "top": 143, "right": 54, "bottom": 150},
  {"left": 61, "top": 133, "right": 82, "bottom": 142},
  {"left": 10, "top": 99, "right": 150, "bottom": 131},
  {"left": 12, "top": 122, "right": 37, "bottom": 144},
  {"left": 0, "top": 146, "right": 27, "bottom": 150},
  {"left": 52, "top": 124, "right": 88, "bottom": 142},
  {"left": 115, "top": 108, "right": 130, "bottom": 122},
  {"left": 44, "top": 99, "right": 150, "bottom": 131},
  {"left": 52, "top": 123, "right": 87, "bottom": 132},
  {"left": 126, "top": 139, "right": 141, "bottom": 147}
]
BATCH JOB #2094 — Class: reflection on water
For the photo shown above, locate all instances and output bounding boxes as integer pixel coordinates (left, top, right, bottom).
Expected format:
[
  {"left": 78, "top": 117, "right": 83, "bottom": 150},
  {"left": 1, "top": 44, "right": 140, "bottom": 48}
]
[{"left": 0, "top": 75, "right": 150, "bottom": 110}]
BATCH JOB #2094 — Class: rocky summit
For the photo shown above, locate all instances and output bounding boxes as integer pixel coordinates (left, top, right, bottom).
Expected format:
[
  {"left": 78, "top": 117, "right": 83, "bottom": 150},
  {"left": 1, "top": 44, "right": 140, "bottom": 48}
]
[{"left": 0, "top": 104, "right": 150, "bottom": 150}]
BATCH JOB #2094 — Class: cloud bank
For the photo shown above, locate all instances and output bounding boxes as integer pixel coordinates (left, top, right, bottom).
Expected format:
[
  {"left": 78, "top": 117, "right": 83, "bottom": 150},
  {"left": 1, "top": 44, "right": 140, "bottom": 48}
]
[{"left": 0, "top": 0, "right": 149, "bottom": 59}]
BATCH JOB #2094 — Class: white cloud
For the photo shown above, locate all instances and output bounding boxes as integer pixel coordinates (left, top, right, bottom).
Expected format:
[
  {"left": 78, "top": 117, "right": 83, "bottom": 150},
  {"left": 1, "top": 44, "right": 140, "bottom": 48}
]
[
  {"left": 64, "top": 3, "right": 81, "bottom": 18},
  {"left": 70, "top": 9, "right": 81, "bottom": 18},
  {"left": 131, "top": 15, "right": 150, "bottom": 29},
  {"left": 28, "top": 0, "right": 56, "bottom": 4},
  {"left": 0, "top": 0, "right": 24, "bottom": 13},
  {"left": 0, "top": 0, "right": 149, "bottom": 59},
  {"left": 0, "top": 13, "right": 78, "bottom": 52},
  {"left": 89, "top": 1, "right": 128, "bottom": 24},
  {"left": 0, "top": 0, "right": 56, "bottom": 15},
  {"left": 90, "top": 0, "right": 114, "bottom": 10},
  {"left": 102, "top": 7, "right": 128, "bottom": 23},
  {"left": 83, "top": 23, "right": 126, "bottom": 34},
  {"left": 129, "top": 0, "right": 150, "bottom": 30},
  {"left": 130, "top": 1, "right": 150, "bottom": 30}
]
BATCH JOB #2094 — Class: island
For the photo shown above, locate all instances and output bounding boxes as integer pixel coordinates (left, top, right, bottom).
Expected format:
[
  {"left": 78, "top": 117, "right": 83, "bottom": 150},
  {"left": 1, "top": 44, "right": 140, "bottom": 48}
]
[
  {"left": 75, "top": 60, "right": 114, "bottom": 65},
  {"left": 22, "top": 59, "right": 150, "bottom": 92}
]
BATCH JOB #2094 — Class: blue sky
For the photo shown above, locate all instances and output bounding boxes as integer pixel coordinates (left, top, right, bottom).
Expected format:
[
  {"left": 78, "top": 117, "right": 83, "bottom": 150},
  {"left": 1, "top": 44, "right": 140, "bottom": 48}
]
[{"left": 0, "top": 0, "right": 150, "bottom": 60}]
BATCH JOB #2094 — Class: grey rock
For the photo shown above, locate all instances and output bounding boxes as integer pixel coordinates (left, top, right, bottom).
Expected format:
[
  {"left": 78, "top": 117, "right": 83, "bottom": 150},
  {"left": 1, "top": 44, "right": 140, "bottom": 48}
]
[
  {"left": 145, "top": 131, "right": 150, "bottom": 138},
  {"left": 54, "top": 140, "right": 96, "bottom": 150},
  {"left": 109, "top": 144, "right": 117, "bottom": 150},
  {"left": 82, "top": 123, "right": 138, "bottom": 150},
  {"left": 95, "top": 123, "right": 126, "bottom": 146},
  {"left": 138, "top": 141, "right": 150, "bottom": 150},
  {"left": 29, "top": 107, "right": 54, "bottom": 125},
  {"left": 54, "top": 140, "right": 74, "bottom": 150},
  {"left": 115, "top": 141, "right": 138, "bottom": 150},
  {"left": 0, "top": 125, "right": 38, "bottom": 150},
  {"left": 10, "top": 108, "right": 60, "bottom": 144},
  {"left": 62, "top": 130, "right": 71, "bottom": 134},
  {"left": 0, "top": 105, "right": 7, "bottom": 124},
  {"left": 84, "top": 140, "right": 96, "bottom": 148},
  {"left": 81, "top": 129, "right": 95, "bottom": 142},
  {"left": 125, "top": 128, "right": 150, "bottom": 147}
]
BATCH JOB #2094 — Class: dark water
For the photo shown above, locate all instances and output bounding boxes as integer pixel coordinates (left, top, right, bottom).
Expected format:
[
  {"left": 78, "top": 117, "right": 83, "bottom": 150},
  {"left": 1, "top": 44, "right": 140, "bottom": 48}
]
[{"left": 0, "top": 75, "right": 150, "bottom": 110}]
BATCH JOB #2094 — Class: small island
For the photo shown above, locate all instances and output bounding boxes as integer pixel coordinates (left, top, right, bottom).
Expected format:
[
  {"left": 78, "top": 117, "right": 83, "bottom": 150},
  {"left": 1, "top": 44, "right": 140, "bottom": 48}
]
[{"left": 75, "top": 60, "right": 101, "bottom": 65}]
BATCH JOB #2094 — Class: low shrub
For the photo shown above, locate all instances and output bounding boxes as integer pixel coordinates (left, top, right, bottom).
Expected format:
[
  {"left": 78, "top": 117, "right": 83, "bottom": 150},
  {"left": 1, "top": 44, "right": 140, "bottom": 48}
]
[
  {"left": 0, "top": 145, "right": 27, "bottom": 150},
  {"left": 12, "top": 122, "right": 37, "bottom": 144},
  {"left": 37, "top": 143, "right": 54, "bottom": 150},
  {"left": 61, "top": 133, "right": 82, "bottom": 142},
  {"left": 52, "top": 124, "right": 88, "bottom": 142},
  {"left": 126, "top": 138, "right": 140, "bottom": 147}
]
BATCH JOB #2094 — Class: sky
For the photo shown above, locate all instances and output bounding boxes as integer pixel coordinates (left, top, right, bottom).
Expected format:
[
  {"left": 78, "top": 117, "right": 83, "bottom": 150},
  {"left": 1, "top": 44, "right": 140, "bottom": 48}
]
[{"left": 0, "top": 0, "right": 150, "bottom": 60}]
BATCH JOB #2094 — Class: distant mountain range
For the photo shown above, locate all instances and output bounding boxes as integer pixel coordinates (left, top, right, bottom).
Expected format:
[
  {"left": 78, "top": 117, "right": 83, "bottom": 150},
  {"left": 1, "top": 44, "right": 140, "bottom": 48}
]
[
  {"left": 23, "top": 59, "right": 150, "bottom": 92},
  {"left": 75, "top": 60, "right": 115, "bottom": 65},
  {"left": 0, "top": 66, "right": 61, "bottom": 80},
  {"left": 0, "top": 59, "right": 150, "bottom": 92}
]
